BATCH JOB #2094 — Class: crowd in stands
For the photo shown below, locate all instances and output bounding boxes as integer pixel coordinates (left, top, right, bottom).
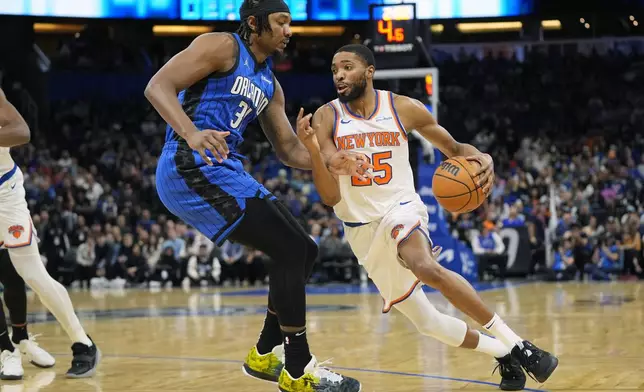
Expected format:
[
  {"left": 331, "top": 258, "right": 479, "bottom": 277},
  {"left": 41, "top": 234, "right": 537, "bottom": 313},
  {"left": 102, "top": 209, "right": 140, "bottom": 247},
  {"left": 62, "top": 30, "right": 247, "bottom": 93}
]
[
  {"left": 8, "top": 43, "right": 644, "bottom": 289},
  {"left": 446, "top": 48, "right": 644, "bottom": 281}
]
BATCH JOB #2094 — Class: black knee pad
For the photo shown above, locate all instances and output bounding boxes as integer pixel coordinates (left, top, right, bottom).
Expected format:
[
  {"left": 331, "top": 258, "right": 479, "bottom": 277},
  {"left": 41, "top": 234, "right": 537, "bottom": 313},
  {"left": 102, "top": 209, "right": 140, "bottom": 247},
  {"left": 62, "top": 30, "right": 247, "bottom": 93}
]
[{"left": 0, "top": 251, "right": 25, "bottom": 290}]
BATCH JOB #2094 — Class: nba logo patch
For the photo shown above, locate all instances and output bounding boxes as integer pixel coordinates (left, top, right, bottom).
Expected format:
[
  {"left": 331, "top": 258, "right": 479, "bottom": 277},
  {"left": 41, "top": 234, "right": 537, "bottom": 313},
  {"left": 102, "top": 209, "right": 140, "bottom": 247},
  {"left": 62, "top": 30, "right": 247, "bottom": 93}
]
[
  {"left": 8, "top": 225, "right": 24, "bottom": 239},
  {"left": 391, "top": 224, "right": 404, "bottom": 239}
]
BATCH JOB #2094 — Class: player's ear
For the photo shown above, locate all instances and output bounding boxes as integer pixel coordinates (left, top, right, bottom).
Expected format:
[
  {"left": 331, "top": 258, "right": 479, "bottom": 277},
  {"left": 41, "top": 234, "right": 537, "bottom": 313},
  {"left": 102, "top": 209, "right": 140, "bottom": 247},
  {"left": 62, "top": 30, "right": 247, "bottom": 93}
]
[
  {"left": 247, "top": 15, "right": 257, "bottom": 32},
  {"left": 366, "top": 65, "right": 375, "bottom": 79}
]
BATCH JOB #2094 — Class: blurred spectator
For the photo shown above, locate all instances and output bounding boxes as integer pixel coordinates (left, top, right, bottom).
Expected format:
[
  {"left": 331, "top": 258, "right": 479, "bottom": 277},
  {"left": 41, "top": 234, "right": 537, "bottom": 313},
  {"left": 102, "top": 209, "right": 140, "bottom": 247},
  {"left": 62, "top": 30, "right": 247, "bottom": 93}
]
[
  {"left": 220, "top": 240, "right": 245, "bottom": 286},
  {"left": 471, "top": 221, "right": 506, "bottom": 281},
  {"left": 75, "top": 236, "right": 96, "bottom": 289},
  {"left": 150, "top": 246, "right": 181, "bottom": 287},
  {"left": 547, "top": 238, "right": 577, "bottom": 281},
  {"left": 502, "top": 204, "right": 526, "bottom": 228},
  {"left": 242, "top": 249, "right": 267, "bottom": 286},
  {"left": 187, "top": 244, "right": 219, "bottom": 287},
  {"left": 585, "top": 234, "right": 622, "bottom": 280}
]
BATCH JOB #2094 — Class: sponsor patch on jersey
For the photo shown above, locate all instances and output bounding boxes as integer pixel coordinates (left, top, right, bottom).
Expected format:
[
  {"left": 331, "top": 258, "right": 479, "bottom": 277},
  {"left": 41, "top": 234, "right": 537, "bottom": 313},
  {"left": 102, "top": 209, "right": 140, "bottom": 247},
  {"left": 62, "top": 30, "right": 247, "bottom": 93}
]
[
  {"left": 8, "top": 225, "right": 24, "bottom": 239},
  {"left": 391, "top": 224, "right": 404, "bottom": 239}
]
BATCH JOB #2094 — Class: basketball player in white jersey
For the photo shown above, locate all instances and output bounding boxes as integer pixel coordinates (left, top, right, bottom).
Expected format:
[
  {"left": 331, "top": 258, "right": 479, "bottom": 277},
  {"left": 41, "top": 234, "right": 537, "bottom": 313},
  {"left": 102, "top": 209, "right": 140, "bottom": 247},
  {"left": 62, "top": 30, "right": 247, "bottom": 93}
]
[
  {"left": 0, "top": 87, "right": 100, "bottom": 377},
  {"left": 297, "top": 44, "right": 558, "bottom": 391},
  {"left": 0, "top": 249, "right": 56, "bottom": 380}
]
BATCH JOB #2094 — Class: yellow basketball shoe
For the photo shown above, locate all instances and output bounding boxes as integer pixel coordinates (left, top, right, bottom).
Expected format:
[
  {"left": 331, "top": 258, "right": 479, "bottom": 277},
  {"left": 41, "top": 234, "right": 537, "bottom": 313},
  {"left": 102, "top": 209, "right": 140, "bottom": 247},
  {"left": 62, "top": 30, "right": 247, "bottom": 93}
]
[
  {"left": 242, "top": 345, "right": 284, "bottom": 383},
  {"left": 278, "top": 356, "right": 361, "bottom": 392}
]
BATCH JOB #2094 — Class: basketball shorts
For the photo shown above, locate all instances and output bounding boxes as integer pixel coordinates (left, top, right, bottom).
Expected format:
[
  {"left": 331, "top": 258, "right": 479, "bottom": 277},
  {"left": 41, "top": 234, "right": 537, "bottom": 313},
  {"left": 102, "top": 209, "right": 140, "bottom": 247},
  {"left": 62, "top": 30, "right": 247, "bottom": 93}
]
[
  {"left": 0, "top": 166, "right": 37, "bottom": 249},
  {"left": 344, "top": 198, "right": 432, "bottom": 313},
  {"left": 156, "top": 142, "right": 275, "bottom": 246}
]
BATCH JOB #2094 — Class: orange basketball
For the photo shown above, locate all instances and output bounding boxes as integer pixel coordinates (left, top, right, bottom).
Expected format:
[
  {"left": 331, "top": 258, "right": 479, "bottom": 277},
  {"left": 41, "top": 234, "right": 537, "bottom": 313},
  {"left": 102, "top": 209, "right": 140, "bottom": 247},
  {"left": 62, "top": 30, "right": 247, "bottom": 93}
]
[{"left": 432, "top": 157, "right": 485, "bottom": 213}]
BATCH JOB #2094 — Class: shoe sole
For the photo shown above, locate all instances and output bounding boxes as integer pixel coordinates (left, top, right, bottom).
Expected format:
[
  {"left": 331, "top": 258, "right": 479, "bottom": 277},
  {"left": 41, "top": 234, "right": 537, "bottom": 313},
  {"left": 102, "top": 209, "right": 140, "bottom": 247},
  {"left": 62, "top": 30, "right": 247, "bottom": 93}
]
[
  {"left": 65, "top": 347, "right": 102, "bottom": 379},
  {"left": 0, "top": 373, "right": 23, "bottom": 380},
  {"left": 535, "top": 356, "right": 559, "bottom": 383},
  {"left": 241, "top": 364, "right": 278, "bottom": 384},
  {"left": 500, "top": 382, "right": 526, "bottom": 391},
  {"left": 278, "top": 384, "right": 362, "bottom": 392},
  {"left": 29, "top": 360, "right": 55, "bottom": 369}
]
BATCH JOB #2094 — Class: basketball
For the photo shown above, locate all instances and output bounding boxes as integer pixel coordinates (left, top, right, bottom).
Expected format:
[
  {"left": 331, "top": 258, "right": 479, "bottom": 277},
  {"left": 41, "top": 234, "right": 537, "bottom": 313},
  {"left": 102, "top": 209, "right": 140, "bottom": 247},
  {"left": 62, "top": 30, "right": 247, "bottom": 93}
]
[{"left": 432, "top": 157, "right": 485, "bottom": 213}]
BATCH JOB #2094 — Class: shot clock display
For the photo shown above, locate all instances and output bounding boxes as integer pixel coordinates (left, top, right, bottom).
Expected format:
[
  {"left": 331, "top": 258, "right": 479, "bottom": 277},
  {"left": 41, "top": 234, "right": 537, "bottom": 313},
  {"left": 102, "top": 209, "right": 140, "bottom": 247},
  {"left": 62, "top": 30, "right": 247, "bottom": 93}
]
[
  {"left": 369, "top": 3, "right": 418, "bottom": 68},
  {"left": 370, "top": 3, "right": 417, "bottom": 55}
]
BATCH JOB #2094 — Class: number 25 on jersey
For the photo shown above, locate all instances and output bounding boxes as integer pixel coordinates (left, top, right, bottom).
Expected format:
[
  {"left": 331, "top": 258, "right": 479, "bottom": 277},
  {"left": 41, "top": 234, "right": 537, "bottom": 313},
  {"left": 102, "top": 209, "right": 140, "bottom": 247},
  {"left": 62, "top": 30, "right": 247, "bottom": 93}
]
[{"left": 352, "top": 151, "right": 392, "bottom": 186}]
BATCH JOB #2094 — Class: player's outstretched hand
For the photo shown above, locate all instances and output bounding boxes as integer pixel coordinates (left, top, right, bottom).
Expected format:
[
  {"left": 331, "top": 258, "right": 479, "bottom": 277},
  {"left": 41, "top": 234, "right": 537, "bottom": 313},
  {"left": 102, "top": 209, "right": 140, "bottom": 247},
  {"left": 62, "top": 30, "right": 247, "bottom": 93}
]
[
  {"left": 187, "top": 129, "right": 230, "bottom": 165},
  {"left": 466, "top": 153, "right": 495, "bottom": 196},
  {"left": 295, "top": 107, "right": 373, "bottom": 180},
  {"left": 328, "top": 151, "right": 373, "bottom": 181},
  {"left": 296, "top": 108, "right": 318, "bottom": 151}
]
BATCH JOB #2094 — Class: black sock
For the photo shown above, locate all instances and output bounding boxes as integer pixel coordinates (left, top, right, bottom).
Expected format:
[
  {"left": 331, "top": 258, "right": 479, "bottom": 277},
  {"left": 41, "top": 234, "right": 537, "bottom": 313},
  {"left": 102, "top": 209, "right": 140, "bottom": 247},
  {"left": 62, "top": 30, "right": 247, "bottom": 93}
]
[
  {"left": 283, "top": 328, "right": 312, "bottom": 379},
  {"left": 0, "top": 331, "right": 14, "bottom": 352},
  {"left": 11, "top": 324, "right": 28, "bottom": 345},
  {"left": 256, "top": 310, "right": 282, "bottom": 355}
]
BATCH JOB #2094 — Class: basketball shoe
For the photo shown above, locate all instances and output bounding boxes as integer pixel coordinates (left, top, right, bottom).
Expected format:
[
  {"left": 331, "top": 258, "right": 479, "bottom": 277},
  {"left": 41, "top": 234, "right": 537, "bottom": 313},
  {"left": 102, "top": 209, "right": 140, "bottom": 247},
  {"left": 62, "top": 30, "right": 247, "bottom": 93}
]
[
  {"left": 0, "top": 349, "right": 23, "bottom": 380},
  {"left": 66, "top": 336, "right": 101, "bottom": 378},
  {"left": 278, "top": 356, "right": 361, "bottom": 392},
  {"left": 14, "top": 334, "right": 56, "bottom": 368},
  {"left": 242, "top": 345, "right": 284, "bottom": 383},
  {"left": 494, "top": 354, "right": 526, "bottom": 391},
  {"left": 511, "top": 340, "right": 558, "bottom": 383}
]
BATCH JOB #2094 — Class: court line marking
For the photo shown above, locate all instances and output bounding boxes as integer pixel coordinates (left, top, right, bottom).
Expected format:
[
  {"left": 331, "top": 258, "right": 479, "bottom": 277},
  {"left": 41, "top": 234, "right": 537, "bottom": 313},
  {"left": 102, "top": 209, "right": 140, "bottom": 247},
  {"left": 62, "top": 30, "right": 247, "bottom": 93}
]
[
  {"left": 213, "top": 280, "right": 533, "bottom": 297},
  {"left": 50, "top": 352, "right": 548, "bottom": 392}
]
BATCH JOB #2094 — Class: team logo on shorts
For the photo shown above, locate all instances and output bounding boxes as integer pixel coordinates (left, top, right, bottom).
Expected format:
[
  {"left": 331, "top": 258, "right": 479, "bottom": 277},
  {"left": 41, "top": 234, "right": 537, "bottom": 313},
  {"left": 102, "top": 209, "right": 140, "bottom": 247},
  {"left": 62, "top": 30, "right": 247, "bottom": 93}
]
[
  {"left": 391, "top": 224, "right": 405, "bottom": 239},
  {"left": 8, "top": 225, "right": 24, "bottom": 239}
]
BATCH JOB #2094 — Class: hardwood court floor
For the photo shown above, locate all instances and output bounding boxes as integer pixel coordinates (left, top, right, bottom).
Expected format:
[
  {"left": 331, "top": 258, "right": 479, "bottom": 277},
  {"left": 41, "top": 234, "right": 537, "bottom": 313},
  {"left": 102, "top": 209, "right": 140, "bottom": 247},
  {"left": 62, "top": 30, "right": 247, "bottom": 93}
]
[{"left": 8, "top": 281, "right": 644, "bottom": 391}]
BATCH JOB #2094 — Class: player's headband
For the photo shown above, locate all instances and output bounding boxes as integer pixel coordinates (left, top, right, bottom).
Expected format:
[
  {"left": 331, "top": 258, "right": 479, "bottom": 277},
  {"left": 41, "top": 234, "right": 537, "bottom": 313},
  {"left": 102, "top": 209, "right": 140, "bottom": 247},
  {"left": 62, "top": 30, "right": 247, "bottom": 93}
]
[{"left": 240, "top": 0, "right": 291, "bottom": 20}]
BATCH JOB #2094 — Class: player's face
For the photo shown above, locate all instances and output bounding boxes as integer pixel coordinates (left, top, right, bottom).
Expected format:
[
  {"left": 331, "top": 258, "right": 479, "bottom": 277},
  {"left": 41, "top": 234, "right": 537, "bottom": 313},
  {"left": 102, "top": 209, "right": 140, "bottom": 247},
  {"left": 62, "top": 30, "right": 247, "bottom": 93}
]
[
  {"left": 260, "top": 12, "right": 292, "bottom": 54},
  {"left": 331, "top": 52, "right": 373, "bottom": 103}
]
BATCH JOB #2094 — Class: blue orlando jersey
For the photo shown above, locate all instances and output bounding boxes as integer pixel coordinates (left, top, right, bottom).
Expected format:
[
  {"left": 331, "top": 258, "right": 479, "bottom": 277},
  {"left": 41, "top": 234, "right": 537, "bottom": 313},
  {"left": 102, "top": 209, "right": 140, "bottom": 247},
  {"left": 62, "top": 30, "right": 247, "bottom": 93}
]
[
  {"left": 156, "top": 32, "right": 278, "bottom": 246},
  {"left": 165, "top": 33, "right": 276, "bottom": 154}
]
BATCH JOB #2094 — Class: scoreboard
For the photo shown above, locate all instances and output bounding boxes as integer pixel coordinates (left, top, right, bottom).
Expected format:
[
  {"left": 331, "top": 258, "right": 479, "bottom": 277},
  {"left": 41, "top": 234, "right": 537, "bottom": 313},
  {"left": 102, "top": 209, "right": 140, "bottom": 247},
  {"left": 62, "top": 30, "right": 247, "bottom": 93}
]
[{"left": 369, "top": 3, "right": 419, "bottom": 68}]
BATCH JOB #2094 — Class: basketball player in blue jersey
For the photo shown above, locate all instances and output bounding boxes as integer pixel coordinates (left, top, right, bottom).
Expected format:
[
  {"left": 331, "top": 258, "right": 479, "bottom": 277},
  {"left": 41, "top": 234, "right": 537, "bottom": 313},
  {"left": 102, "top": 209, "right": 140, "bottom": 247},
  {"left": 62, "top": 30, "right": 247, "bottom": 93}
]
[
  {"left": 298, "top": 44, "right": 559, "bottom": 391},
  {"left": 145, "top": 1, "right": 366, "bottom": 391}
]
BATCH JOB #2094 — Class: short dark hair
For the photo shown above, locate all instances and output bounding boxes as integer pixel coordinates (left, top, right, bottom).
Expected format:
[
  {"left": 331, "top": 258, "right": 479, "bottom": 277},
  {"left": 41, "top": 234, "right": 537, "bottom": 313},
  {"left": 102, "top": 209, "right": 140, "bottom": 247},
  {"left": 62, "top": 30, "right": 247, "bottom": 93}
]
[
  {"left": 335, "top": 44, "right": 376, "bottom": 68},
  {"left": 237, "top": 0, "right": 272, "bottom": 42}
]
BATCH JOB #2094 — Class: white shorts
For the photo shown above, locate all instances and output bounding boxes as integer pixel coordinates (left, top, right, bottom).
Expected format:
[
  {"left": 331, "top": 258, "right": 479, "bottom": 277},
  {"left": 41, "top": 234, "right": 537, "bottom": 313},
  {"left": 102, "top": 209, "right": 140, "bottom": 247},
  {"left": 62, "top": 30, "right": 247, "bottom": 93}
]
[
  {"left": 0, "top": 167, "right": 37, "bottom": 249},
  {"left": 344, "top": 198, "right": 431, "bottom": 313}
]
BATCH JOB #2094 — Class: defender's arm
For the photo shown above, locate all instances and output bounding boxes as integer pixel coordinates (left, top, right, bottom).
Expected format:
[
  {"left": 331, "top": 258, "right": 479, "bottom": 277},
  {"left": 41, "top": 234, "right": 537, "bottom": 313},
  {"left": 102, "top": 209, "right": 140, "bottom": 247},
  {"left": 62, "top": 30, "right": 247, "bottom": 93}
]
[
  {"left": 258, "top": 79, "right": 313, "bottom": 170},
  {"left": 145, "top": 33, "right": 235, "bottom": 142}
]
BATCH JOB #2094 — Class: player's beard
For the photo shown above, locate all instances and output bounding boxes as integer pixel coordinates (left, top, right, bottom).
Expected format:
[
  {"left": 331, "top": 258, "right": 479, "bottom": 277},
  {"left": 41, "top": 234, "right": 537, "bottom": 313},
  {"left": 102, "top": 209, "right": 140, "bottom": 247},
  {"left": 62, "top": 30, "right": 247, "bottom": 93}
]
[{"left": 338, "top": 75, "right": 367, "bottom": 103}]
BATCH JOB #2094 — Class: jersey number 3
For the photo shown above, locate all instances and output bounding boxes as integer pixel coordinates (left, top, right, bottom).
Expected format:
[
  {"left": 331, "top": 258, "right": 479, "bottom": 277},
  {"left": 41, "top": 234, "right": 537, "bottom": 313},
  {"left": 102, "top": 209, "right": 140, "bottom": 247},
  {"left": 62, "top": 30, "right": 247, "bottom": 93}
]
[
  {"left": 351, "top": 151, "right": 392, "bottom": 187},
  {"left": 230, "top": 101, "right": 253, "bottom": 129}
]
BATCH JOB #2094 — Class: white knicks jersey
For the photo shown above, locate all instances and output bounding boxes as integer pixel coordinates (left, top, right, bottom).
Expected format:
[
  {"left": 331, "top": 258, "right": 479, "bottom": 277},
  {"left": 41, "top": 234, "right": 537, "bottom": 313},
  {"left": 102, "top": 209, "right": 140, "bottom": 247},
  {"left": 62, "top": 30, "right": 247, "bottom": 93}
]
[
  {"left": 0, "top": 127, "right": 15, "bottom": 174},
  {"left": 329, "top": 90, "right": 420, "bottom": 223}
]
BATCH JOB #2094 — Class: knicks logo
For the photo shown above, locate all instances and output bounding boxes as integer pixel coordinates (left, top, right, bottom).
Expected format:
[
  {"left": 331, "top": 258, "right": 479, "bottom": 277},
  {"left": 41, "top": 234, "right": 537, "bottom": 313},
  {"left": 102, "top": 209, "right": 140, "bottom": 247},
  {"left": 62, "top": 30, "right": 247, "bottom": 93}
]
[
  {"left": 8, "top": 225, "right": 24, "bottom": 239},
  {"left": 391, "top": 224, "right": 405, "bottom": 239}
]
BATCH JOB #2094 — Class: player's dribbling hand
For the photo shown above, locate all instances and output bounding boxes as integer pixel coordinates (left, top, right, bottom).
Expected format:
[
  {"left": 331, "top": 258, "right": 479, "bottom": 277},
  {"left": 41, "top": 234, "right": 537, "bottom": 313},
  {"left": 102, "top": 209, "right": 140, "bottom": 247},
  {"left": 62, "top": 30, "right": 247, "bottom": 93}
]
[
  {"left": 187, "top": 129, "right": 230, "bottom": 165},
  {"left": 466, "top": 153, "right": 495, "bottom": 196}
]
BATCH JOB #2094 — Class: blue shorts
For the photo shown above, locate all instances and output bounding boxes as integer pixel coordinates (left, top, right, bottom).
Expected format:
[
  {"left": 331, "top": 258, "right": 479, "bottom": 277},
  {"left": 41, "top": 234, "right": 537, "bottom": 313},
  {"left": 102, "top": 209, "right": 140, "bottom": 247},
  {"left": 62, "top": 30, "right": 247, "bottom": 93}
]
[{"left": 156, "top": 142, "right": 275, "bottom": 245}]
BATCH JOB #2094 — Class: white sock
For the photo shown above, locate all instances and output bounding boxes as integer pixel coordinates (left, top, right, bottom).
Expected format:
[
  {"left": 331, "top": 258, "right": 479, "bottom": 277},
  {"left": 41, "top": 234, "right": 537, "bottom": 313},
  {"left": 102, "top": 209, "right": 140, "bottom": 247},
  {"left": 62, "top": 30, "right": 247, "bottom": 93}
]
[
  {"left": 483, "top": 313, "right": 523, "bottom": 350},
  {"left": 475, "top": 331, "right": 511, "bottom": 358},
  {"left": 393, "top": 290, "right": 469, "bottom": 348},
  {"left": 9, "top": 244, "right": 93, "bottom": 347}
]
